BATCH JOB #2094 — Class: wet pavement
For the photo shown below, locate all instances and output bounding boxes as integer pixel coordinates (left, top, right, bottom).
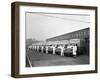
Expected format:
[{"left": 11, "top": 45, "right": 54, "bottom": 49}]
[{"left": 26, "top": 49, "right": 89, "bottom": 67}]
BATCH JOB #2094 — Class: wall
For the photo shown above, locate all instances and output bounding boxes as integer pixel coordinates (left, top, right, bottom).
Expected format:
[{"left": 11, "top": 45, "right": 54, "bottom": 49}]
[{"left": 0, "top": 0, "right": 99, "bottom": 80}]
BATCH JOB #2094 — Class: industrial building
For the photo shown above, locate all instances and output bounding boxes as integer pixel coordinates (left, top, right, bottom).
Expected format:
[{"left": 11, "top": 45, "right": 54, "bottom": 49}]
[{"left": 46, "top": 28, "right": 90, "bottom": 55}]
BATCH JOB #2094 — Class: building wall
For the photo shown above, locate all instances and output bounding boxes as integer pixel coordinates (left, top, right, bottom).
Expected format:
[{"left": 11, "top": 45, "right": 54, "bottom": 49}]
[{"left": 46, "top": 28, "right": 90, "bottom": 55}]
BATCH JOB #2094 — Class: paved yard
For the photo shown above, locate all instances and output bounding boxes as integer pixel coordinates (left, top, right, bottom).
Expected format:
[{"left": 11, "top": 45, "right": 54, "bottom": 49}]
[{"left": 26, "top": 49, "right": 89, "bottom": 67}]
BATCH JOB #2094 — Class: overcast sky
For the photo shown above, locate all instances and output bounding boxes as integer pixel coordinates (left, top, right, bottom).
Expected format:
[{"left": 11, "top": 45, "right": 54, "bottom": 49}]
[{"left": 26, "top": 13, "right": 90, "bottom": 41}]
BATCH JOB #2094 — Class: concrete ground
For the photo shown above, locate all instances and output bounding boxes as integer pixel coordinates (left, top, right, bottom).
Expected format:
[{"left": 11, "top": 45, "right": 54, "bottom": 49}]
[{"left": 26, "top": 49, "right": 89, "bottom": 67}]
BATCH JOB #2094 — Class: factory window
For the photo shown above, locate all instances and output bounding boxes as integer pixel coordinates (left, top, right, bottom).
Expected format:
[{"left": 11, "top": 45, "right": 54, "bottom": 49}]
[
  {"left": 84, "top": 31, "right": 86, "bottom": 36},
  {"left": 78, "top": 32, "right": 80, "bottom": 37},
  {"left": 72, "top": 34, "right": 74, "bottom": 38},
  {"left": 80, "top": 31, "right": 83, "bottom": 36},
  {"left": 76, "top": 33, "right": 78, "bottom": 38},
  {"left": 78, "top": 32, "right": 81, "bottom": 37},
  {"left": 74, "top": 33, "right": 76, "bottom": 38},
  {"left": 70, "top": 34, "right": 72, "bottom": 38},
  {"left": 88, "top": 30, "right": 90, "bottom": 35}
]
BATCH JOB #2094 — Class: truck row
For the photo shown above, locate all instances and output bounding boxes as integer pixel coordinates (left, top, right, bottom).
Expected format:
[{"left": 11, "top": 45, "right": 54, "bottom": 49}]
[{"left": 28, "top": 39, "right": 86, "bottom": 57}]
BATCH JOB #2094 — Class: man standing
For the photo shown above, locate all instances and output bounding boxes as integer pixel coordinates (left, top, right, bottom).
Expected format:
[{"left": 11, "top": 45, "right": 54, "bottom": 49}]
[
  {"left": 46, "top": 46, "right": 49, "bottom": 54},
  {"left": 36, "top": 46, "right": 39, "bottom": 51},
  {"left": 59, "top": 45, "right": 64, "bottom": 56},
  {"left": 52, "top": 45, "right": 56, "bottom": 55},
  {"left": 41, "top": 46, "right": 44, "bottom": 53},
  {"left": 72, "top": 44, "right": 77, "bottom": 57}
]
